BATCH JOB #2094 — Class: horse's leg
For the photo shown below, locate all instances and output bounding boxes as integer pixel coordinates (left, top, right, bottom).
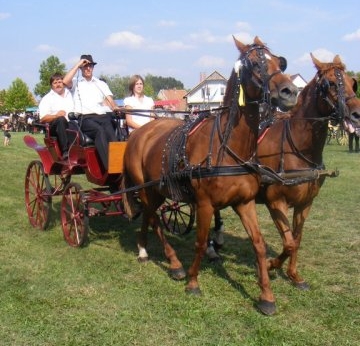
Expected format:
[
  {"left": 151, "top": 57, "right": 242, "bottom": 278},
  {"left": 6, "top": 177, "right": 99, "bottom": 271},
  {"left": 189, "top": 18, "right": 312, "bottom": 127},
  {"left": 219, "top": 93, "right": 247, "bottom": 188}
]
[
  {"left": 236, "top": 201, "right": 276, "bottom": 315},
  {"left": 286, "top": 205, "right": 312, "bottom": 290},
  {"left": 213, "top": 210, "right": 225, "bottom": 250},
  {"left": 206, "top": 210, "right": 225, "bottom": 261},
  {"left": 186, "top": 204, "right": 214, "bottom": 294},
  {"left": 137, "top": 208, "right": 150, "bottom": 262},
  {"left": 138, "top": 205, "right": 186, "bottom": 280},
  {"left": 151, "top": 211, "right": 186, "bottom": 280},
  {"left": 265, "top": 200, "right": 296, "bottom": 271}
]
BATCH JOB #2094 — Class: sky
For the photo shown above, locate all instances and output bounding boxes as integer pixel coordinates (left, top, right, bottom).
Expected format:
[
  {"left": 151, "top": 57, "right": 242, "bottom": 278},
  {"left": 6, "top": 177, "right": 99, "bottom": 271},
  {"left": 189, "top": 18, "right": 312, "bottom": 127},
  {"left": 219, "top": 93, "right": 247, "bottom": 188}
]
[{"left": 1, "top": 0, "right": 360, "bottom": 95}]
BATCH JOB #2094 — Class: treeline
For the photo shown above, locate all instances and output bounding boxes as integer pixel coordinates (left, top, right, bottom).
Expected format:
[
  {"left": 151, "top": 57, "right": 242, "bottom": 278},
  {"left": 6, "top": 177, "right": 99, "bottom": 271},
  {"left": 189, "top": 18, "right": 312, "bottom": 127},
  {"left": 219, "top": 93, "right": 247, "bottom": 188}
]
[{"left": 99, "top": 74, "right": 184, "bottom": 100}]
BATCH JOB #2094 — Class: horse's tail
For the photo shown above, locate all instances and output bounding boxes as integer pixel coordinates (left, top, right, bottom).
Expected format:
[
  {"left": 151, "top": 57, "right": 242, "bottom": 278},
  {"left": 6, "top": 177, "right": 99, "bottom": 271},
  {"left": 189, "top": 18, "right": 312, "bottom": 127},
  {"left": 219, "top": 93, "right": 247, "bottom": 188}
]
[{"left": 121, "top": 167, "right": 138, "bottom": 220}]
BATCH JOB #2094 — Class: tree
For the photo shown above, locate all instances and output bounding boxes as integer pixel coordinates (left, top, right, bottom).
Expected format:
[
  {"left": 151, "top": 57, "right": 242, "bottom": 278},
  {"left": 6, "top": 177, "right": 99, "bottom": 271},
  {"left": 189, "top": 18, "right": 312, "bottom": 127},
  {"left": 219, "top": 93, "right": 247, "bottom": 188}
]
[
  {"left": 144, "top": 75, "right": 184, "bottom": 96},
  {"left": 143, "top": 81, "right": 155, "bottom": 99},
  {"left": 4, "top": 78, "right": 36, "bottom": 112},
  {"left": 100, "top": 74, "right": 128, "bottom": 99},
  {"left": 93, "top": 73, "right": 185, "bottom": 101},
  {"left": 98, "top": 74, "right": 155, "bottom": 99},
  {"left": 0, "top": 89, "right": 7, "bottom": 113},
  {"left": 34, "top": 55, "right": 66, "bottom": 98}
]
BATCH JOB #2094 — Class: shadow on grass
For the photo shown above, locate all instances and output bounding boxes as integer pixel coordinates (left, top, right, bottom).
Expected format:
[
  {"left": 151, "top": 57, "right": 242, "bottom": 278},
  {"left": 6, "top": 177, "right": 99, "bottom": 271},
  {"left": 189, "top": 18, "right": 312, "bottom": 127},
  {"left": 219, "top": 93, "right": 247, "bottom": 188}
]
[
  {"left": 117, "top": 216, "right": 282, "bottom": 304},
  {"left": 51, "top": 199, "right": 282, "bottom": 303}
]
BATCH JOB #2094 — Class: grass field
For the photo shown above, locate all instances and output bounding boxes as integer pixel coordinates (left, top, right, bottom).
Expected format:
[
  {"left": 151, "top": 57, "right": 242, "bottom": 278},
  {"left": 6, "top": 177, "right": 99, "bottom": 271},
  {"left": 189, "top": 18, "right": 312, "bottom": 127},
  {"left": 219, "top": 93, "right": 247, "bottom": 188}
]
[{"left": 0, "top": 132, "right": 359, "bottom": 345}]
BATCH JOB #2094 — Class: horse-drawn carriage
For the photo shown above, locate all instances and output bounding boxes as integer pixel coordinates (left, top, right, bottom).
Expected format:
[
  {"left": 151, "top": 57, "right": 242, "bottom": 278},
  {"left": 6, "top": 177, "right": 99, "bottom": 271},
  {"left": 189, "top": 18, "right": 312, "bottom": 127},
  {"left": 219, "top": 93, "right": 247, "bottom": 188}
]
[
  {"left": 23, "top": 111, "right": 195, "bottom": 247},
  {"left": 23, "top": 36, "right": 360, "bottom": 315}
]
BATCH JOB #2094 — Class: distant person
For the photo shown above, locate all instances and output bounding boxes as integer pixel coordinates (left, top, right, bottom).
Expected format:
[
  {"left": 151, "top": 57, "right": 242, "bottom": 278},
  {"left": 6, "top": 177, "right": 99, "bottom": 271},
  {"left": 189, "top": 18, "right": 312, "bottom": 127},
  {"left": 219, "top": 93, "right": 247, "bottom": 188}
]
[
  {"left": 344, "top": 118, "right": 359, "bottom": 153},
  {"left": 63, "top": 54, "right": 120, "bottom": 170},
  {"left": 38, "top": 72, "right": 73, "bottom": 159},
  {"left": 3, "top": 120, "right": 11, "bottom": 146},
  {"left": 123, "top": 75, "right": 155, "bottom": 133}
]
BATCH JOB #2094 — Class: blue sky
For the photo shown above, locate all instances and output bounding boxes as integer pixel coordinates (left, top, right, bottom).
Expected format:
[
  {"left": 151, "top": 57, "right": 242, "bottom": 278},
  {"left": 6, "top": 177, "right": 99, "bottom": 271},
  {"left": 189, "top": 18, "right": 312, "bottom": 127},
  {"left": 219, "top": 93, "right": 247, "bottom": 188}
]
[{"left": 1, "top": 0, "right": 359, "bottom": 93}]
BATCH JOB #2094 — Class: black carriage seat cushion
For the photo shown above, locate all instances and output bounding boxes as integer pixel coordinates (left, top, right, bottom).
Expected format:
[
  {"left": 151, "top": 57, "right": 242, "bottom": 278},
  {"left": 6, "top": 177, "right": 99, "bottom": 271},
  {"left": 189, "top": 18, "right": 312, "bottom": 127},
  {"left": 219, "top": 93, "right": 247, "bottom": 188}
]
[{"left": 68, "top": 120, "right": 94, "bottom": 146}]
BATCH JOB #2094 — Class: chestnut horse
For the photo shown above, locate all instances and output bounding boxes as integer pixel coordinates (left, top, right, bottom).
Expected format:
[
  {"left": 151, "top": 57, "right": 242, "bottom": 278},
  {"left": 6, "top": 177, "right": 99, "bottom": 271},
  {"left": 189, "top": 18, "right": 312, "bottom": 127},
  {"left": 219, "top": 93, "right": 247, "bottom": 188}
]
[
  {"left": 121, "top": 36, "right": 298, "bottom": 315},
  {"left": 211, "top": 54, "right": 360, "bottom": 290},
  {"left": 257, "top": 53, "right": 360, "bottom": 288}
]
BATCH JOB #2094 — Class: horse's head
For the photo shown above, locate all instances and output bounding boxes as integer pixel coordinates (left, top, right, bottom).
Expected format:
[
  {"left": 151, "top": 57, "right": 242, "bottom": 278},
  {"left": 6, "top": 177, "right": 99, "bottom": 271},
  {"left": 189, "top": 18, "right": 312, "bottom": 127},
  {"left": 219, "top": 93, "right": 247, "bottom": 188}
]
[
  {"left": 232, "top": 36, "right": 298, "bottom": 112},
  {"left": 311, "top": 53, "right": 360, "bottom": 127}
]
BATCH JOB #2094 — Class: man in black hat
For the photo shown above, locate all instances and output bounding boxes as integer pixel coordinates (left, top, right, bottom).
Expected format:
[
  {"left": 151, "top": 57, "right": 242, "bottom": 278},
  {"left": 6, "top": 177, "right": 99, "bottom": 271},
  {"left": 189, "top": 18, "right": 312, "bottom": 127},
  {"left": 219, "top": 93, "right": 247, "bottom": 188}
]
[{"left": 63, "top": 54, "right": 120, "bottom": 170}]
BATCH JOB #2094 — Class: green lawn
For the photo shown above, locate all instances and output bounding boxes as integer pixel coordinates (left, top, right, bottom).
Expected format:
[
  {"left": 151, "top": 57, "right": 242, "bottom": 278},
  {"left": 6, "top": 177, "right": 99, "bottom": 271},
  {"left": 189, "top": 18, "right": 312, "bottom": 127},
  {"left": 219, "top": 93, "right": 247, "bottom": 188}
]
[{"left": 0, "top": 132, "right": 359, "bottom": 345}]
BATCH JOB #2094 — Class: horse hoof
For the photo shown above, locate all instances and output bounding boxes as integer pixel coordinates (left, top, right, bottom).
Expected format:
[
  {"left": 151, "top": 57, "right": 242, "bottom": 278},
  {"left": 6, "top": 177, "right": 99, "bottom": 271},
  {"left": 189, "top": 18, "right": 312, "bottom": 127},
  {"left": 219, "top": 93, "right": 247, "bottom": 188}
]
[
  {"left": 185, "top": 287, "right": 202, "bottom": 296},
  {"left": 137, "top": 256, "right": 148, "bottom": 263},
  {"left": 257, "top": 300, "right": 276, "bottom": 316},
  {"left": 213, "top": 241, "right": 223, "bottom": 252},
  {"left": 294, "top": 281, "right": 310, "bottom": 291},
  {"left": 208, "top": 256, "right": 222, "bottom": 264},
  {"left": 170, "top": 267, "right": 186, "bottom": 280}
]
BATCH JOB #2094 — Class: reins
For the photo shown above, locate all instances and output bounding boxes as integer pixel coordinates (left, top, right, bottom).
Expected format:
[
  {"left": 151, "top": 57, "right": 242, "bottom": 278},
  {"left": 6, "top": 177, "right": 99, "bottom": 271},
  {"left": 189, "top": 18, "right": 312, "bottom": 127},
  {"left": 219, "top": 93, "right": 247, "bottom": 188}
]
[
  {"left": 156, "top": 43, "right": 299, "bottom": 200},
  {"left": 216, "top": 44, "right": 283, "bottom": 165}
]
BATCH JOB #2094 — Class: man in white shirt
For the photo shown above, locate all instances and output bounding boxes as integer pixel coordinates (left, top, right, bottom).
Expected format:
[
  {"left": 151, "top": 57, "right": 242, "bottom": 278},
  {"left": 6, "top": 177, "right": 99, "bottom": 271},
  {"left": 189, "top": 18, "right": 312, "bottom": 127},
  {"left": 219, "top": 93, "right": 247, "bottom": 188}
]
[
  {"left": 39, "top": 72, "right": 73, "bottom": 159},
  {"left": 63, "top": 54, "right": 120, "bottom": 170}
]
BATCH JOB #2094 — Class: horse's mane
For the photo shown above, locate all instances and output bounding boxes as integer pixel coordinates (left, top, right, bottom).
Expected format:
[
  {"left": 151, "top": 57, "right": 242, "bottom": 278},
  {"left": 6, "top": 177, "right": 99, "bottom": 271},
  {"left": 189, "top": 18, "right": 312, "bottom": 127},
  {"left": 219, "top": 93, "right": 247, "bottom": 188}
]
[
  {"left": 223, "top": 68, "right": 238, "bottom": 105},
  {"left": 220, "top": 69, "right": 241, "bottom": 149}
]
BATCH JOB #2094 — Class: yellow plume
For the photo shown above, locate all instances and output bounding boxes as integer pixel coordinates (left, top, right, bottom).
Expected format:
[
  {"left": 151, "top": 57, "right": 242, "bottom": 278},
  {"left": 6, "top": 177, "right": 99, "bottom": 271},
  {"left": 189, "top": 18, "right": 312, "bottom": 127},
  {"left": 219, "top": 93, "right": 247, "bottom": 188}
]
[{"left": 238, "top": 84, "right": 245, "bottom": 106}]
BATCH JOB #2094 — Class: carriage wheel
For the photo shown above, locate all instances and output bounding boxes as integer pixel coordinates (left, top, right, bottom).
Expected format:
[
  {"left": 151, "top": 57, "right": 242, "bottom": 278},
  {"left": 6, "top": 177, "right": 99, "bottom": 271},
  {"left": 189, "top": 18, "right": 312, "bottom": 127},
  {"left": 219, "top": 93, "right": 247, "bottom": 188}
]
[
  {"left": 61, "top": 182, "right": 88, "bottom": 247},
  {"left": 336, "top": 129, "right": 348, "bottom": 146},
  {"left": 24, "top": 160, "right": 52, "bottom": 230},
  {"left": 160, "top": 199, "right": 195, "bottom": 235},
  {"left": 326, "top": 129, "right": 333, "bottom": 144}
]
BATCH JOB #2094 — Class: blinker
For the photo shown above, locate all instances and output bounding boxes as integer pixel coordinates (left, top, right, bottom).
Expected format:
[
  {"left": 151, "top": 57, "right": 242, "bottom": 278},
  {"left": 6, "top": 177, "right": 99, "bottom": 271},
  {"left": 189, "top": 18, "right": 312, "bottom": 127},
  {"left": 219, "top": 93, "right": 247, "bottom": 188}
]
[{"left": 279, "top": 56, "right": 287, "bottom": 72}]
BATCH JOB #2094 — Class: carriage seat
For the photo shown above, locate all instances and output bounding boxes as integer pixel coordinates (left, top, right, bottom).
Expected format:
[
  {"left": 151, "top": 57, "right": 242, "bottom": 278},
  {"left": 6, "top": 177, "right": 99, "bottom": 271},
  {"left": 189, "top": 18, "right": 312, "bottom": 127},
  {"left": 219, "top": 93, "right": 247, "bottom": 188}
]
[
  {"left": 67, "top": 113, "right": 95, "bottom": 146},
  {"left": 67, "top": 112, "right": 128, "bottom": 146}
]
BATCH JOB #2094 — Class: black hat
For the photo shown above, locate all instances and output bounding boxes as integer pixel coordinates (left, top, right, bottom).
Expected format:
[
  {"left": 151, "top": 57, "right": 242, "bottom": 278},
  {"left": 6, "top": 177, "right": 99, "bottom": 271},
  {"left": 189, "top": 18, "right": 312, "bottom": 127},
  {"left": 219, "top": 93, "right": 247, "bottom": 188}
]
[{"left": 80, "top": 54, "right": 97, "bottom": 65}]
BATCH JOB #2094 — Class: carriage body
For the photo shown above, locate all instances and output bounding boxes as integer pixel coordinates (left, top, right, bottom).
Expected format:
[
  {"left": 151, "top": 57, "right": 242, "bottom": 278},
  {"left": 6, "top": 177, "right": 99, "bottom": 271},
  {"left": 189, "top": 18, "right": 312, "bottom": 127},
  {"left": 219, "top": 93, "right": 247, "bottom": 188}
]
[{"left": 23, "top": 117, "right": 194, "bottom": 247}]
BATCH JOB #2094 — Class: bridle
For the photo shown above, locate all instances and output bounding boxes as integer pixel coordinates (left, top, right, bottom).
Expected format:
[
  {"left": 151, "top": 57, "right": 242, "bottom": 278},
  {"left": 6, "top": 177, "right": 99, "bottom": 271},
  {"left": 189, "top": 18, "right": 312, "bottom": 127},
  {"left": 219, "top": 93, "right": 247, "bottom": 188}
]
[
  {"left": 231, "top": 44, "right": 285, "bottom": 133},
  {"left": 316, "top": 67, "right": 356, "bottom": 125},
  {"left": 273, "top": 66, "right": 357, "bottom": 171},
  {"left": 196, "top": 44, "right": 286, "bottom": 168}
]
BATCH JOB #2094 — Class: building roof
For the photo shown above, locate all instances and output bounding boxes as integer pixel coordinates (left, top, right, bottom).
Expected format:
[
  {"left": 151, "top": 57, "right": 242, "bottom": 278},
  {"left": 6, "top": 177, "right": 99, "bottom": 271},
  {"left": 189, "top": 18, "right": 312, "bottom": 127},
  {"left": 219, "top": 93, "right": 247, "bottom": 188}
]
[
  {"left": 290, "top": 74, "right": 308, "bottom": 88},
  {"left": 154, "top": 99, "right": 179, "bottom": 107},
  {"left": 157, "top": 89, "right": 187, "bottom": 110},
  {"left": 184, "top": 71, "right": 228, "bottom": 97}
]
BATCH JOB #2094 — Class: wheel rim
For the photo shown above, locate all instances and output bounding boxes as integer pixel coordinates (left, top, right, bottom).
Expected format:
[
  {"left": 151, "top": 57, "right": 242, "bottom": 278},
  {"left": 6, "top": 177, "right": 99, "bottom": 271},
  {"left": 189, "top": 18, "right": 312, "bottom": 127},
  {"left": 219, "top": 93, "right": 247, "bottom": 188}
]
[
  {"left": 24, "top": 160, "right": 52, "bottom": 230},
  {"left": 61, "top": 183, "right": 88, "bottom": 247},
  {"left": 160, "top": 199, "right": 195, "bottom": 235}
]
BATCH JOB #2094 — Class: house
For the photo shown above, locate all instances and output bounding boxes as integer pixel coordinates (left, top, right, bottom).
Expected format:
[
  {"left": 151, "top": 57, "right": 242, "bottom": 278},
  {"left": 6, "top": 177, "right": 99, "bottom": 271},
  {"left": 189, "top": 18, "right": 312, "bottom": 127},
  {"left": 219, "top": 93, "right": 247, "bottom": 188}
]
[
  {"left": 184, "top": 71, "right": 228, "bottom": 111},
  {"left": 156, "top": 88, "right": 187, "bottom": 111},
  {"left": 291, "top": 74, "right": 307, "bottom": 92}
]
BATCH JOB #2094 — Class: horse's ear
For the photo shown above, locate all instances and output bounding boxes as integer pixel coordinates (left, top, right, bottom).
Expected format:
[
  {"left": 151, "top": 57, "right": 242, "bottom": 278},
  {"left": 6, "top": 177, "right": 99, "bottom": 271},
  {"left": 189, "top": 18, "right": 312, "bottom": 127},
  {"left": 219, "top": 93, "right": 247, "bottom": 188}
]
[
  {"left": 310, "top": 53, "right": 321, "bottom": 70},
  {"left": 254, "top": 36, "right": 264, "bottom": 46},
  {"left": 333, "top": 55, "right": 342, "bottom": 64},
  {"left": 333, "top": 54, "right": 346, "bottom": 70},
  {"left": 233, "top": 35, "right": 246, "bottom": 53},
  {"left": 278, "top": 57, "right": 287, "bottom": 72}
]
